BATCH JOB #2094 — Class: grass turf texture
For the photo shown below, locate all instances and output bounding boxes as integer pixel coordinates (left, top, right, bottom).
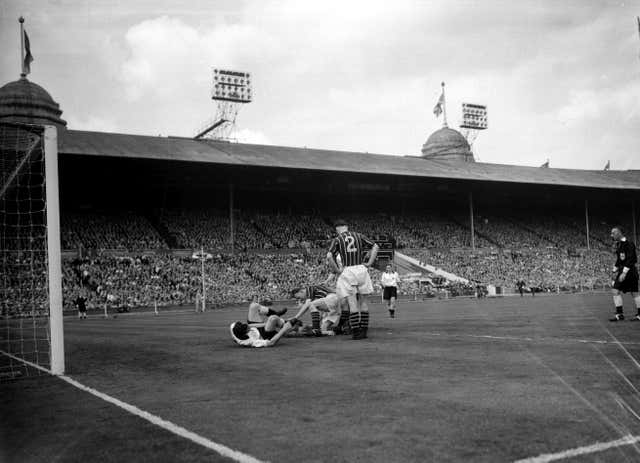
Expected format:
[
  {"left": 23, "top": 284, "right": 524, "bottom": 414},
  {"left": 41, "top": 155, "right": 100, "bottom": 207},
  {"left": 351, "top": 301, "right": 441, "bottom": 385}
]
[{"left": 4, "top": 293, "right": 640, "bottom": 462}]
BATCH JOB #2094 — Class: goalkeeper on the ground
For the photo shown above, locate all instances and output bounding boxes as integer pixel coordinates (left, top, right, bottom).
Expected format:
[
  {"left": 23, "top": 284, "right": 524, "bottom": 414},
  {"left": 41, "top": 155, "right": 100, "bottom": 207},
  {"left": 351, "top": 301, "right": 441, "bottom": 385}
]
[{"left": 230, "top": 295, "right": 307, "bottom": 347}]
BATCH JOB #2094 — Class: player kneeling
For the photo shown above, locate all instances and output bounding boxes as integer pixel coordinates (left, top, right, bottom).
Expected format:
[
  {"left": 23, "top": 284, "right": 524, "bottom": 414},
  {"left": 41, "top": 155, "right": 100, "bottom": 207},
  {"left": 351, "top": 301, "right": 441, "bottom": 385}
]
[{"left": 292, "top": 286, "right": 342, "bottom": 336}]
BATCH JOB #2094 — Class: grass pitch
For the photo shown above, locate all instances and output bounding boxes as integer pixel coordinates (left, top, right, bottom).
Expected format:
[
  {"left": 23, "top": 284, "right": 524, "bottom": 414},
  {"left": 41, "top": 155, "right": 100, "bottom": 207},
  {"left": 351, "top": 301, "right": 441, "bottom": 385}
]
[{"left": 4, "top": 293, "right": 640, "bottom": 462}]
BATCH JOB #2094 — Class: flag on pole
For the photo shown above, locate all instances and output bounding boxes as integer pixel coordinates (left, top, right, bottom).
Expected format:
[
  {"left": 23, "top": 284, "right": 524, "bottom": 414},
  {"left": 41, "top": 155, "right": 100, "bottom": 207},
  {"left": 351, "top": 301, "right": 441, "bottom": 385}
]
[
  {"left": 637, "top": 17, "right": 640, "bottom": 60},
  {"left": 23, "top": 29, "right": 33, "bottom": 75},
  {"left": 604, "top": 160, "right": 610, "bottom": 171},
  {"left": 433, "top": 91, "right": 444, "bottom": 117}
]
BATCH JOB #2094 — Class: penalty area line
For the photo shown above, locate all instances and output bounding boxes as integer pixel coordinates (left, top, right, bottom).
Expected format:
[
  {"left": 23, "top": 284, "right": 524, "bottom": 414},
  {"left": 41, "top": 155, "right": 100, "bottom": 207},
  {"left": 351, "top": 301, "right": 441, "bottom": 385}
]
[
  {"left": 420, "top": 332, "right": 640, "bottom": 346},
  {"left": 514, "top": 434, "right": 640, "bottom": 462},
  {"left": 0, "top": 349, "right": 267, "bottom": 463}
]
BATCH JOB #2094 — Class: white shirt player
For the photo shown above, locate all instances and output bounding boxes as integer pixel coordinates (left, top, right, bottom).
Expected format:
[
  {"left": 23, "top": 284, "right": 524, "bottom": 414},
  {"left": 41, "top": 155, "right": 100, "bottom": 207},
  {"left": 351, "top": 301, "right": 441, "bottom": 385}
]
[
  {"left": 381, "top": 270, "right": 400, "bottom": 288},
  {"left": 230, "top": 323, "right": 271, "bottom": 348}
]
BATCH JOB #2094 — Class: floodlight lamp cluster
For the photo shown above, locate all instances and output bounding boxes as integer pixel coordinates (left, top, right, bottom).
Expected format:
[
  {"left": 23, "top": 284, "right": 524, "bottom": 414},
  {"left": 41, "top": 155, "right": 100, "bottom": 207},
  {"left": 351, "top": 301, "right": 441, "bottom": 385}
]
[
  {"left": 460, "top": 103, "right": 488, "bottom": 130},
  {"left": 212, "top": 69, "right": 252, "bottom": 103}
]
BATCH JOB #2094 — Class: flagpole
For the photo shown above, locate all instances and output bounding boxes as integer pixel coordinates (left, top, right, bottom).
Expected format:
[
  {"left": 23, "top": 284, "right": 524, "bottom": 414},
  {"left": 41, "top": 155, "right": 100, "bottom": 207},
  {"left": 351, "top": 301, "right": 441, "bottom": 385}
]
[
  {"left": 441, "top": 81, "right": 448, "bottom": 128},
  {"left": 637, "top": 16, "right": 640, "bottom": 61},
  {"left": 19, "top": 16, "right": 25, "bottom": 77}
]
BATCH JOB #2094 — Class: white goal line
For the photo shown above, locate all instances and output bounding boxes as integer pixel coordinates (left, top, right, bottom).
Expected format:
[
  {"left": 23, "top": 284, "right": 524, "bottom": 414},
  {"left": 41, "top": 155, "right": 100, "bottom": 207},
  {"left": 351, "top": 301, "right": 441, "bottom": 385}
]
[
  {"left": 514, "top": 434, "right": 640, "bottom": 462},
  {"left": 0, "top": 349, "right": 267, "bottom": 463}
]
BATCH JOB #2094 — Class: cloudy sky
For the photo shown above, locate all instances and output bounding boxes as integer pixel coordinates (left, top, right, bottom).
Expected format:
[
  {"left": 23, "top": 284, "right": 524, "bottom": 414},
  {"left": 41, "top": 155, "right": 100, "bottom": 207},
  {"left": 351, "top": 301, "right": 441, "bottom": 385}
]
[{"left": 1, "top": 0, "right": 639, "bottom": 169}]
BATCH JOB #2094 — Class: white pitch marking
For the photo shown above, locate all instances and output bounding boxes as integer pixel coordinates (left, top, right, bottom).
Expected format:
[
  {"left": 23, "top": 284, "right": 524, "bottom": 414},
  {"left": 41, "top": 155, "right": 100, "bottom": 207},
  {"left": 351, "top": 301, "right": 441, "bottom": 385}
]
[
  {"left": 0, "top": 349, "right": 267, "bottom": 463},
  {"left": 514, "top": 434, "right": 640, "bottom": 463},
  {"left": 420, "top": 332, "right": 640, "bottom": 346}
]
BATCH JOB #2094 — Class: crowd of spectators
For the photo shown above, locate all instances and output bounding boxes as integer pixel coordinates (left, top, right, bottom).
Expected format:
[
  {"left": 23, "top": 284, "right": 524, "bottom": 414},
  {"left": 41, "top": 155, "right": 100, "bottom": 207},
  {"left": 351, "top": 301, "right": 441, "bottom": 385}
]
[
  {"left": 3, "top": 210, "right": 630, "bottom": 316},
  {"left": 251, "top": 213, "right": 332, "bottom": 248},
  {"left": 470, "top": 215, "right": 551, "bottom": 248},
  {"left": 62, "top": 213, "right": 167, "bottom": 251},
  {"left": 61, "top": 251, "right": 332, "bottom": 311},
  {"left": 414, "top": 248, "right": 612, "bottom": 292},
  {"left": 1, "top": 252, "right": 49, "bottom": 317},
  {"left": 60, "top": 210, "right": 631, "bottom": 254},
  {"left": 397, "top": 215, "right": 492, "bottom": 249}
]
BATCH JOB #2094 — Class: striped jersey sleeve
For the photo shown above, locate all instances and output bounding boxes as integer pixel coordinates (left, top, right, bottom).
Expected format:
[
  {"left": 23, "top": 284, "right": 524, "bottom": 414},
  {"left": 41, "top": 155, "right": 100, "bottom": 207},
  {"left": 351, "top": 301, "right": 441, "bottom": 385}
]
[{"left": 306, "top": 284, "right": 331, "bottom": 300}]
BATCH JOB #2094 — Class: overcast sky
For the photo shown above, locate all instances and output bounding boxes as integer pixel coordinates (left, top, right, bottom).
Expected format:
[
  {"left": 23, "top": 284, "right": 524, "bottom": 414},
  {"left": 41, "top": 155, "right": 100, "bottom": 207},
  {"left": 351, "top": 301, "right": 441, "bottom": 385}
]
[{"left": 1, "top": 0, "right": 639, "bottom": 169}]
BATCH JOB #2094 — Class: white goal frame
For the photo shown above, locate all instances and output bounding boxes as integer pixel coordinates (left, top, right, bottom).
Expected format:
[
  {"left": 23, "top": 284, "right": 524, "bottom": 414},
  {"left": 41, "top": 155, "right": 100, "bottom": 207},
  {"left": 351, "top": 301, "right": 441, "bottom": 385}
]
[{"left": 44, "top": 125, "right": 64, "bottom": 375}]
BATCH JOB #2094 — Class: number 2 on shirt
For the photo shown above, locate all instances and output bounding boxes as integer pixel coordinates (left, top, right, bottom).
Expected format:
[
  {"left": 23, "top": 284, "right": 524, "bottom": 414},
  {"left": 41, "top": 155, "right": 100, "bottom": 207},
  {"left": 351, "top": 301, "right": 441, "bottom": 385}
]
[{"left": 345, "top": 236, "right": 357, "bottom": 253}]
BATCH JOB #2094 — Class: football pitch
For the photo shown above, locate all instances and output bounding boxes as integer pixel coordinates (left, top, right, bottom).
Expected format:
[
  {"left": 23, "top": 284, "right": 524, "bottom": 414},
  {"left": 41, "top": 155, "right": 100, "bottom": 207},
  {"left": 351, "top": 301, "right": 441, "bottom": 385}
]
[{"left": 4, "top": 293, "right": 640, "bottom": 462}]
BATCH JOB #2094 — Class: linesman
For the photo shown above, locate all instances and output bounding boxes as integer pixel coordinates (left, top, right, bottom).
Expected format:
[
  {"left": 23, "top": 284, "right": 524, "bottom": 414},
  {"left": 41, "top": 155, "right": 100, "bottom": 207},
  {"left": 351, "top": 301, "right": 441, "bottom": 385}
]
[{"left": 609, "top": 226, "right": 640, "bottom": 321}]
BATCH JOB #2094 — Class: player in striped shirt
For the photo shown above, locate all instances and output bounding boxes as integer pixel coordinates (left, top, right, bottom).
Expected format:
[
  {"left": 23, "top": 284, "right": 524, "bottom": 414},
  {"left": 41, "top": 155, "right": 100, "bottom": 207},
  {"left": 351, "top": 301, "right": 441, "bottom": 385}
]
[{"left": 327, "top": 219, "right": 379, "bottom": 340}]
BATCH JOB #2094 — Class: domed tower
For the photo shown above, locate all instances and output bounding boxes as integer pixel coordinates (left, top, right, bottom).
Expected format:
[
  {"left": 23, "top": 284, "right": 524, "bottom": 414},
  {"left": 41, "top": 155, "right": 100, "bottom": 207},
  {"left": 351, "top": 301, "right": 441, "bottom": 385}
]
[
  {"left": 0, "top": 76, "right": 67, "bottom": 130},
  {"left": 421, "top": 127, "right": 474, "bottom": 162}
]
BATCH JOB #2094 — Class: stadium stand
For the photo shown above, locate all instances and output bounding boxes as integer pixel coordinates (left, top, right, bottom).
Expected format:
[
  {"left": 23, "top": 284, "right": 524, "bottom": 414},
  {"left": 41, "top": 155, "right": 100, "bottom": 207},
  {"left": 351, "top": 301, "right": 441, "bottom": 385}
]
[
  {"left": 51, "top": 208, "right": 622, "bottom": 311},
  {"left": 2, "top": 80, "right": 638, "bottom": 313},
  {"left": 61, "top": 212, "right": 167, "bottom": 251}
]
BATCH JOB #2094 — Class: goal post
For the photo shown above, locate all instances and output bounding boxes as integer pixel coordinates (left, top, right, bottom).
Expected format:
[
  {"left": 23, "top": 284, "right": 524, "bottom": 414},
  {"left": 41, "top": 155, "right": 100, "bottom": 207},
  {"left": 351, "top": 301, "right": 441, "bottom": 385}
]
[
  {"left": 45, "top": 125, "right": 64, "bottom": 375},
  {"left": 0, "top": 122, "right": 64, "bottom": 379}
]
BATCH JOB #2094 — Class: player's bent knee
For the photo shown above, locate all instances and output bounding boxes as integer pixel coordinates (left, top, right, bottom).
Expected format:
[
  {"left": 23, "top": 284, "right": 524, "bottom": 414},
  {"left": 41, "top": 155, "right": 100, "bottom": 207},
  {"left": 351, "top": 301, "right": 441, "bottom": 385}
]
[{"left": 265, "top": 315, "right": 283, "bottom": 330}]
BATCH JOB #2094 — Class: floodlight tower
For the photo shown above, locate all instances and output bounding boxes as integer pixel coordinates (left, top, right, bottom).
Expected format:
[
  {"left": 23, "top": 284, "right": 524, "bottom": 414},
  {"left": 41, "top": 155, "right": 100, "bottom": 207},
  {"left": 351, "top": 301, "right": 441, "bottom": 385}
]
[
  {"left": 195, "top": 69, "right": 252, "bottom": 140},
  {"left": 459, "top": 103, "right": 488, "bottom": 151}
]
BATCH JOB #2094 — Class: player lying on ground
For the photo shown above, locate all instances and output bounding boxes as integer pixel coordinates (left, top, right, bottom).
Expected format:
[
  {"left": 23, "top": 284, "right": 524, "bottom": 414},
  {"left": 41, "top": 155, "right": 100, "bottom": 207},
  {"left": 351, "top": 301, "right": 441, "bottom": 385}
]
[
  {"left": 230, "top": 318, "right": 304, "bottom": 347},
  {"left": 232, "top": 292, "right": 337, "bottom": 347}
]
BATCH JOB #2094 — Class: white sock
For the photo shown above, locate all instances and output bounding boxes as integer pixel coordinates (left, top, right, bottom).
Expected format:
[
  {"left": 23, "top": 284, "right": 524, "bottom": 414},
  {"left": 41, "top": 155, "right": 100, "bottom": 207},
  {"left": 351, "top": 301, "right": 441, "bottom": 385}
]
[{"left": 614, "top": 295, "right": 623, "bottom": 308}]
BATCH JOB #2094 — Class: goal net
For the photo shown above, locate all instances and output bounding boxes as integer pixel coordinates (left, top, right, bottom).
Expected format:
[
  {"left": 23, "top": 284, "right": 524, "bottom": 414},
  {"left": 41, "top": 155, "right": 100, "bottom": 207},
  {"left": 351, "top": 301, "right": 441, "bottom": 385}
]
[{"left": 0, "top": 122, "right": 64, "bottom": 380}]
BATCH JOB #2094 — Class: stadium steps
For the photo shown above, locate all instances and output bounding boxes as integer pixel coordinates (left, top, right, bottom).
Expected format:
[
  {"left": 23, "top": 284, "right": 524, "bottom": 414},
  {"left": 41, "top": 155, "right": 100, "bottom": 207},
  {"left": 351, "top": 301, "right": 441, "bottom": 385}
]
[
  {"left": 566, "top": 221, "right": 608, "bottom": 249},
  {"left": 502, "top": 217, "right": 558, "bottom": 247},
  {"left": 448, "top": 216, "right": 500, "bottom": 248},
  {"left": 394, "top": 251, "right": 469, "bottom": 283},
  {"left": 250, "top": 220, "right": 276, "bottom": 247},
  {"left": 147, "top": 214, "right": 177, "bottom": 248}
]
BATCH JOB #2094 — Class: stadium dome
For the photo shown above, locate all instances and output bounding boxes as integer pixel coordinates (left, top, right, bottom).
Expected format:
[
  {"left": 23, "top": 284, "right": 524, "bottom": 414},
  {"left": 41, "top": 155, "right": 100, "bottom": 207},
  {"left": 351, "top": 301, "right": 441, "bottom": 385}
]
[
  {"left": 0, "top": 77, "right": 67, "bottom": 129},
  {"left": 421, "top": 127, "right": 473, "bottom": 162}
]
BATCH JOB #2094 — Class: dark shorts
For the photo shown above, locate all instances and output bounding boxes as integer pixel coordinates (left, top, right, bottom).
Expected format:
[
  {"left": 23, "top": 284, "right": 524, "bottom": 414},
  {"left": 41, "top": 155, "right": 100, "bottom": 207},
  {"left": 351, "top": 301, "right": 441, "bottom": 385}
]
[
  {"left": 257, "top": 326, "right": 276, "bottom": 340},
  {"left": 247, "top": 321, "right": 277, "bottom": 340},
  {"left": 383, "top": 286, "right": 397, "bottom": 300},
  {"left": 614, "top": 269, "right": 639, "bottom": 293}
]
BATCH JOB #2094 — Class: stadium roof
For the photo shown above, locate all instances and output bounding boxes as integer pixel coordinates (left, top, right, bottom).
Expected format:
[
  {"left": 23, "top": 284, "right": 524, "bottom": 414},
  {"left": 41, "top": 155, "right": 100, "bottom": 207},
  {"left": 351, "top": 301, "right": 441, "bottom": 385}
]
[{"left": 60, "top": 129, "right": 640, "bottom": 191}]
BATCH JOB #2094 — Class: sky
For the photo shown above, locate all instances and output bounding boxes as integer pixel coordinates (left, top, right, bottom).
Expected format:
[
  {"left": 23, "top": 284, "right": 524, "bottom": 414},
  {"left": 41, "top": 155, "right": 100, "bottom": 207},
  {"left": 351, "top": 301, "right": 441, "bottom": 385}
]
[{"left": 1, "top": 0, "right": 639, "bottom": 170}]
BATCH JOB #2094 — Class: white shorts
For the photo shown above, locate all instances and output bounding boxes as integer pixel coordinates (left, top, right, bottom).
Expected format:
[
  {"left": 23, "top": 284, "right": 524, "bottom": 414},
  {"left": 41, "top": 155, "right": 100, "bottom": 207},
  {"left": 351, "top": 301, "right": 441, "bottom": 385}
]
[
  {"left": 321, "top": 314, "right": 339, "bottom": 331},
  {"left": 311, "top": 293, "right": 340, "bottom": 326},
  {"left": 336, "top": 265, "right": 374, "bottom": 298}
]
